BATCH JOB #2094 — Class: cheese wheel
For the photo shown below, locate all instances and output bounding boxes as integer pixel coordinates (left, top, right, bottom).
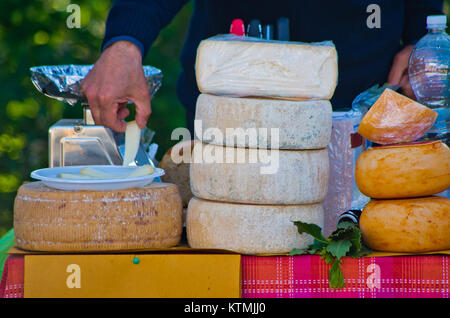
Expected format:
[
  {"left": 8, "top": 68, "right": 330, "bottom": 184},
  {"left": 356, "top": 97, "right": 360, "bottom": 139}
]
[
  {"left": 358, "top": 88, "right": 437, "bottom": 144},
  {"left": 195, "top": 35, "right": 338, "bottom": 99},
  {"left": 355, "top": 141, "right": 450, "bottom": 199},
  {"left": 360, "top": 197, "right": 450, "bottom": 253},
  {"left": 195, "top": 94, "right": 332, "bottom": 150},
  {"left": 159, "top": 140, "right": 194, "bottom": 207},
  {"left": 13, "top": 181, "right": 183, "bottom": 251},
  {"left": 190, "top": 143, "right": 329, "bottom": 204},
  {"left": 186, "top": 197, "right": 324, "bottom": 254}
]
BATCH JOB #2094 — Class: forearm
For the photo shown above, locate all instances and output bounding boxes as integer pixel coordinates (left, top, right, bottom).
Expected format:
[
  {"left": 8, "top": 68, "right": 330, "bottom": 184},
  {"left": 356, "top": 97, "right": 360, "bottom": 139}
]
[{"left": 102, "top": 0, "right": 189, "bottom": 57}]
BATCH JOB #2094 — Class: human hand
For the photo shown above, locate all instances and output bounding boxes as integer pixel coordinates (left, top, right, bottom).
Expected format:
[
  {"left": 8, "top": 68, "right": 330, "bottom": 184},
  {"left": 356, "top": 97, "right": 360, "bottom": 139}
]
[
  {"left": 81, "top": 41, "right": 151, "bottom": 132},
  {"left": 387, "top": 45, "right": 415, "bottom": 99}
]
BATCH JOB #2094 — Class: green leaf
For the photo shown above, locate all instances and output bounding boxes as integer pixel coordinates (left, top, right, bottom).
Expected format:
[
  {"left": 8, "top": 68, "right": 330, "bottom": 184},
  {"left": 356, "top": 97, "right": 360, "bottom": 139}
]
[
  {"left": 293, "top": 221, "right": 328, "bottom": 243},
  {"left": 329, "top": 259, "right": 345, "bottom": 289},
  {"left": 326, "top": 240, "right": 352, "bottom": 260},
  {"left": 289, "top": 248, "right": 307, "bottom": 256}
]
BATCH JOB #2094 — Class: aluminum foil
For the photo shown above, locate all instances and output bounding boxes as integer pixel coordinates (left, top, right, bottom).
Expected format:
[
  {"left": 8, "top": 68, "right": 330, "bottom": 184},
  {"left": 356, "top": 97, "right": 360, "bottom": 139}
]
[{"left": 30, "top": 64, "right": 163, "bottom": 106}]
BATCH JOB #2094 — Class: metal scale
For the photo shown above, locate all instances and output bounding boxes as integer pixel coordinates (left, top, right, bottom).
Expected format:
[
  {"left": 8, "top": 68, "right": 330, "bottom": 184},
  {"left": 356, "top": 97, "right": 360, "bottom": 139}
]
[{"left": 30, "top": 64, "right": 162, "bottom": 168}]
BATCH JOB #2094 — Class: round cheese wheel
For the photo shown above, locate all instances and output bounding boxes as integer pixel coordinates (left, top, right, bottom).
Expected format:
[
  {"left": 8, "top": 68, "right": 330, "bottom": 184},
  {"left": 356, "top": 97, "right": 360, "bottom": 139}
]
[
  {"left": 14, "top": 181, "right": 183, "bottom": 251},
  {"left": 159, "top": 140, "right": 194, "bottom": 207},
  {"left": 195, "top": 94, "right": 332, "bottom": 150},
  {"left": 360, "top": 197, "right": 450, "bottom": 253},
  {"left": 186, "top": 197, "right": 324, "bottom": 254},
  {"left": 190, "top": 143, "right": 329, "bottom": 204},
  {"left": 355, "top": 141, "right": 450, "bottom": 199}
]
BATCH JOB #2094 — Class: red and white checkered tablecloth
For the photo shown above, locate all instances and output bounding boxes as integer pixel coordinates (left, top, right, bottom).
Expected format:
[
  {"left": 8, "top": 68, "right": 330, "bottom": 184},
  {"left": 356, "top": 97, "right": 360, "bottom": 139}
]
[{"left": 1, "top": 254, "right": 448, "bottom": 298}]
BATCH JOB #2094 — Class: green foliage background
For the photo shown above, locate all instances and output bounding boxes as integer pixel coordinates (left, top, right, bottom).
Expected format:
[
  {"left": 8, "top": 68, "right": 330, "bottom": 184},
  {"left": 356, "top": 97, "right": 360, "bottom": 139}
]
[{"left": 0, "top": 1, "right": 449, "bottom": 236}]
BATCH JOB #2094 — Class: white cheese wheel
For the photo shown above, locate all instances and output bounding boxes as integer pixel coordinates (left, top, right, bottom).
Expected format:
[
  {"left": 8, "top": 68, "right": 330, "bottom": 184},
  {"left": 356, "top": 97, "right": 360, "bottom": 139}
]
[
  {"left": 186, "top": 197, "right": 324, "bottom": 254},
  {"left": 13, "top": 181, "right": 183, "bottom": 252},
  {"left": 195, "top": 35, "right": 338, "bottom": 99},
  {"left": 195, "top": 94, "right": 332, "bottom": 150},
  {"left": 360, "top": 197, "right": 450, "bottom": 253},
  {"left": 355, "top": 141, "right": 450, "bottom": 199},
  {"left": 190, "top": 143, "right": 329, "bottom": 204}
]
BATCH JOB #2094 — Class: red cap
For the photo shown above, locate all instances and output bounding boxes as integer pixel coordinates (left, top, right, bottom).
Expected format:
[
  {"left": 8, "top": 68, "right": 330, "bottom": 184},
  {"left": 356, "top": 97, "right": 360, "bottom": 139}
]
[{"left": 230, "top": 19, "right": 245, "bottom": 36}]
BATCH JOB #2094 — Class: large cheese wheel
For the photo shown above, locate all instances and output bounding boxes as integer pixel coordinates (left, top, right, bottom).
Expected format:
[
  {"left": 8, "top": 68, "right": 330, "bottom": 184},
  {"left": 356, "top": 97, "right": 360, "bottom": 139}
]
[
  {"left": 190, "top": 143, "right": 329, "bottom": 204},
  {"left": 14, "top": 182, "right": 183, "bottom": 251},
  {"left": 195, "top": 94, "right": 332, "bottom": 150},
  {"left": 186, "top": 197, "right": 324, "bottom": 254},
  {"left": 195, "top": 35, "right": 338, "bottom": 100},
  {"left": 355, "top": 141, "right": 450, "bottom": 199},
  {"left": 360, "top": 197, "right": 450, "bottom": 253},
  {"left": 159, "top": 140, "right": 194, "bottom": 207},
  {"left": 358, "top": 88, "right": 437, "bottom": 144}
]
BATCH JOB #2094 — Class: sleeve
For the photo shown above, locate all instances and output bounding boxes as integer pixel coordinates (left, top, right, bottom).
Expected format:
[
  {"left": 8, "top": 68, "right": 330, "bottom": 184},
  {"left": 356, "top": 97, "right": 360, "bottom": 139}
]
[
  {"left": 101, "top": 0, "right": 190, "bottom": 57},
  {"left": 402, "top": 0, "right": 444, "bottom": 45}
]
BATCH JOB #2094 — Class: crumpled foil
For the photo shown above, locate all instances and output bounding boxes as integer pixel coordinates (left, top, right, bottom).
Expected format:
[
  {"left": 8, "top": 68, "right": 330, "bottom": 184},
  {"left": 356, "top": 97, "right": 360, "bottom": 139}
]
[
  {"left": 351, "top": 83, "right": 400, "bottom": 116},
  {"left": 30, "top": 64, "right": 163, "bottom": 106}
]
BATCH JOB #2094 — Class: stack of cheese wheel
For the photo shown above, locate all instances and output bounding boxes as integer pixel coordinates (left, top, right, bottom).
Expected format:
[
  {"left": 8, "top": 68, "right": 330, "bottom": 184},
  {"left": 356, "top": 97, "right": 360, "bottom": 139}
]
[
  {"left": 186, "top": 35, "right": 338, "bottom": 254},
  {"left": 355, "top": 89, "right": 450, "bottom": 253}
]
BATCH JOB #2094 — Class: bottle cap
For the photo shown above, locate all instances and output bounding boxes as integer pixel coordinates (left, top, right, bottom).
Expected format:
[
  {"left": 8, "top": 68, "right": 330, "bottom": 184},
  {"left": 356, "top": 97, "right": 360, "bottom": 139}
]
[
  {"left": 230, "top": 19, "right": 245, "bottom": 36},
  {"left": 427, "top": 15, "right": 447, "bottom": 29}
]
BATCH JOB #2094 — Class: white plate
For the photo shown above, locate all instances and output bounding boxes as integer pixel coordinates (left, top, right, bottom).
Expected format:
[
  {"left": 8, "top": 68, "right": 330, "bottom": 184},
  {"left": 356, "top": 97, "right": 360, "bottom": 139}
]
[{"left": 30, "top": 165, "right": 165, "bottom": 191}]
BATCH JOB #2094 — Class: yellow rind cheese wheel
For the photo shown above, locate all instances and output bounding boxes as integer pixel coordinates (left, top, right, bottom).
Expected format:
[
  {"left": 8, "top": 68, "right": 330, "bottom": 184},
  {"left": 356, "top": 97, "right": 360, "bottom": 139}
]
[
  {"left": 360, "top": 197, "right": 450, "bottom": 253},
  {"left": 13, "top": 181, "right": 183, "bottom": 252},
  {"left": 355, "top": 141, "right": 450, "bottom": 199}
]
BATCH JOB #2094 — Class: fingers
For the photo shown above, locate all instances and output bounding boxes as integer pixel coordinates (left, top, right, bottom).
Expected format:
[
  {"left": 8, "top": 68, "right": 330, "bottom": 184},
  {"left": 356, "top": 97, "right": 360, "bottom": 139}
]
[
  {"left": 400, "top": 73, "right": 415, "bottom": 99},
  {"left": 133, "top": 87, "right": 151, "bottom": 129},
  {"left": 388, "top": 45, "right": 414, "bottom": 85}
]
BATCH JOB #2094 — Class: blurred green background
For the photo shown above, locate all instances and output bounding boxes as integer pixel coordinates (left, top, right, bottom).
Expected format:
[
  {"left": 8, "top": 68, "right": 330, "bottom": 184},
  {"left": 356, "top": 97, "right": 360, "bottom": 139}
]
[{"left": 0, "top": 0, "right": 449, "bottom": 236}]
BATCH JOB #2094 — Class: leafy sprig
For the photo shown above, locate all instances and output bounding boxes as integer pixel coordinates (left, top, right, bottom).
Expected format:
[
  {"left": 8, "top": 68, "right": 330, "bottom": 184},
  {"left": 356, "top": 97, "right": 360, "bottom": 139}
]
[{"left": 290, "top": 221, "right": 371, "bottom": 289}]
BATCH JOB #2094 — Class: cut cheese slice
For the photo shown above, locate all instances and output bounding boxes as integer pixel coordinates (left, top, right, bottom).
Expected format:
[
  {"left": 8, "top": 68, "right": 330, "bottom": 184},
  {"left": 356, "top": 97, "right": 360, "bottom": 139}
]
[
  {"left": 195, "top": 35, "right": 338, "bottom": 99},
  {"left": 195, "top": 94, "right": 332, "bottom": 149},
  {"left": 159, "top": 140, "right": 195, "bottom": 207},
  {"left": 360, "top": 197, "right": 450, "bottom": 253},
  {"left": 355, "top": 140, "right": 450, "bottom": 199},
  {"left": 13, "top": 181, "right": 183, "bottom": 252},
  {"left": 358, "top": 88, "right": 437, "bottom": 144},
  {"left": 190, "top": 142, "right": 329, "bottom": 204},
  {"left": 186, "top": 197, "right": 324, "bottom": 255}
]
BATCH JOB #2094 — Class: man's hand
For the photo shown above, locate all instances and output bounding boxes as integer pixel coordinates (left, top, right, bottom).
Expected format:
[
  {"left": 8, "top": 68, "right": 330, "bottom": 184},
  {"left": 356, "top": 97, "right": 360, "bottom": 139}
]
[
  {"left": 387, "top": 45, "right": 415, "bottom": 99},
  {"left": 81, "top": 41, "right": 151, "bottom": 132}
]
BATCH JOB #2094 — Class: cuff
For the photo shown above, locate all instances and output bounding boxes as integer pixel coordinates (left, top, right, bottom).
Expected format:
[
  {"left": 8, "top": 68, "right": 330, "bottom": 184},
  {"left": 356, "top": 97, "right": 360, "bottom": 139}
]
[{"left": 101, "top": 35, "right": 145, "bottom": 58}]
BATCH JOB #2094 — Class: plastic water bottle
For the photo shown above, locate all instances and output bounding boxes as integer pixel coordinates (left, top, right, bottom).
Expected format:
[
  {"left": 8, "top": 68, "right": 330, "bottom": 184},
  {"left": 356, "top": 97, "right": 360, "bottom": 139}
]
[{"left": 408, "top": 15, "right": 450, "bottom": 143}]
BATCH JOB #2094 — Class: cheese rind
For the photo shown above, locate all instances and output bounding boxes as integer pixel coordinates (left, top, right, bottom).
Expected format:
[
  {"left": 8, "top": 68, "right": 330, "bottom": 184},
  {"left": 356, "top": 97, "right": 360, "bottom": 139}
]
[
  {"left": 186, "top": 197, "right": 324, "bottom": 254},
  {"left": 190, "top": 143, "right": 329, "bottom": 204},
  {"left": 360, "top": 197, "right": 450, "bottom": 253},
  {"left": 195, "top": 94, "right": 332, "bottom": 149},
  {"left": 358, "top": 89, "right": 437, "bottom": 144},
  {"left": 159, "top": 140, "right": 195, "bottom": 207},
  {"left": 195, "top": 35, "right": 338, "bottom": 99},
  {"left": 355, "top": 141, "right": 450, "bottom": 199},
  {"left": 13, "top": 181, "right": 183, "bottom": 251}
]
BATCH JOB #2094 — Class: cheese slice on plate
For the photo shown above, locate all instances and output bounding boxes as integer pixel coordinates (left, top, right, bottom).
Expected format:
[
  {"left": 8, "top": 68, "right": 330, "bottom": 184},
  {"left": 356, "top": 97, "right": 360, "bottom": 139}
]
[
  {"left": 195, "top": 94, "right": 332, "bottom": 150},
  {"left": 186, "top": 197, "right": 324, "bottom": 255},
  {"left": 195, "top": 35, "right": 338, "bottom": 99},
  {"left": 13, "top": 181, "right": 182, "bottom": 252}
]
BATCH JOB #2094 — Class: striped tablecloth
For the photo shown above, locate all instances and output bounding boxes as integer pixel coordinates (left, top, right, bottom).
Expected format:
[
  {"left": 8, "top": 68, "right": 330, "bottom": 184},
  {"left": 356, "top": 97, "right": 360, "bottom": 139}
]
[{"left": 1, "top": 254, "right": 448, "bottom": 298}]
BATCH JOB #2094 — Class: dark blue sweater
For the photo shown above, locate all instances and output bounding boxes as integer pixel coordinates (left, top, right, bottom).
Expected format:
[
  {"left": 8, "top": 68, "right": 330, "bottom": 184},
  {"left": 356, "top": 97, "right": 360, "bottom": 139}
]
[{"left": 102, "top": 0, "right": 443, "bottom": 124}]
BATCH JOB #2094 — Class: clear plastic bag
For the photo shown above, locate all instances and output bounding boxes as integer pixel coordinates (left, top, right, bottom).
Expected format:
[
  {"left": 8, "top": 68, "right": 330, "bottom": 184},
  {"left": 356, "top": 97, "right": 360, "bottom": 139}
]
[{"left": 195, "top": 34, "right": 338, "bottom": 99}]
